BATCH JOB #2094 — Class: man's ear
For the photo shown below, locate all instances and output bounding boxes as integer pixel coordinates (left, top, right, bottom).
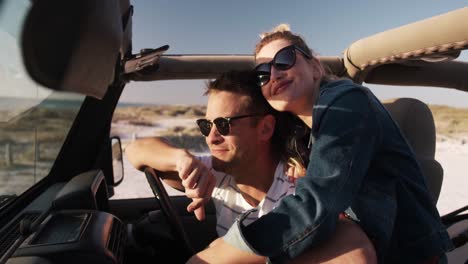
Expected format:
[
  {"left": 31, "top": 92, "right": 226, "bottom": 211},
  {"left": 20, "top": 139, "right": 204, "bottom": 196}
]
[{"left": 258, "top": 114, "right": 276, "bottom": 141}]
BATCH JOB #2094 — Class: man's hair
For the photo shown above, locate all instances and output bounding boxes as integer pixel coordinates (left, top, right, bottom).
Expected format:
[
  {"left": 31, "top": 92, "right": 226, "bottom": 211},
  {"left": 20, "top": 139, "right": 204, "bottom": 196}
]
[
  {"left": 204, "top": 70, "right": 310, "bottom": 167},
  {"left": 204, "top": 70, "right": 274, "bottom": 115}
]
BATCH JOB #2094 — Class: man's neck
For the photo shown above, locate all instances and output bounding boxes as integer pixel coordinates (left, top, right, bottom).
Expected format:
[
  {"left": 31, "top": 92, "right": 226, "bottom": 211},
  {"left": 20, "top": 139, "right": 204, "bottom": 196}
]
[{"left": 232, "top": 153, "right": 279, "bottom": 207}]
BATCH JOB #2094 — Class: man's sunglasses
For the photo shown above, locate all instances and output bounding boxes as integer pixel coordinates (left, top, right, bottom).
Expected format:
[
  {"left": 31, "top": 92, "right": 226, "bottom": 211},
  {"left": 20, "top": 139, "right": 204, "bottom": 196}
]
[
  {"left": 196, "top": 114, "right": 263, "bottom": 137},
  {"left": 255, "top": 44, "right": 311, "bottom": 86}
]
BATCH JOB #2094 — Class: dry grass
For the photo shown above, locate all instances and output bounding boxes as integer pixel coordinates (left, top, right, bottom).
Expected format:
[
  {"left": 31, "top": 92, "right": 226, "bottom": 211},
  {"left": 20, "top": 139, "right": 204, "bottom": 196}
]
[
  {"left": 113, "top": 104, "right": 468, "bottom": 139},
  {"left": 3, "top": 104, "right": 466, "bottom": 140},
  {"left": 0, "top": 106, "right": 77, "bottom": 168},
  {"left": 428, "top": 105, "right": 468, "bottom": 140},
  {"left": 113, "top": 104, "right": 206, "bottom": 123},
  {"left": 159, "top": 126, "right": 201, "bottom": 137}
]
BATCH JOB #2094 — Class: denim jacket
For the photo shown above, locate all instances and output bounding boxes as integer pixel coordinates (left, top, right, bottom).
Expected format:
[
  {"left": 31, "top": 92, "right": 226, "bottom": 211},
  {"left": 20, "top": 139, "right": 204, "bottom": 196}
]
[{"left": 223, "top": 79, "right": 453, "bottom": 263}]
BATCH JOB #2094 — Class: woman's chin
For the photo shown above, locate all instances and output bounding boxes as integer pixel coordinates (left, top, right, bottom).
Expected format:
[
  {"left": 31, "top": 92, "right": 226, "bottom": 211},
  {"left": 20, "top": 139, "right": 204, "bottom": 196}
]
[{"left": 269, "top": 100, "right": 293, "bottom": 112}]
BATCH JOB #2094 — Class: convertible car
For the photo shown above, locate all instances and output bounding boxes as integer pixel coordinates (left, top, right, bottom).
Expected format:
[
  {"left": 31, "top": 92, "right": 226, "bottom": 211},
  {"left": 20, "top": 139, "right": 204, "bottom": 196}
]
[{"left": 0, "top": 0, "right": 467, "bottom": 263}]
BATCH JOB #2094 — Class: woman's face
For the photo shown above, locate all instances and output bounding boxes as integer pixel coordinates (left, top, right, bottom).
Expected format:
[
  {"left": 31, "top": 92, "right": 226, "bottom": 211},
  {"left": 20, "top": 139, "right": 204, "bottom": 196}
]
[{"left": 255, "top": 39, "right": 321, "bottom": 114}]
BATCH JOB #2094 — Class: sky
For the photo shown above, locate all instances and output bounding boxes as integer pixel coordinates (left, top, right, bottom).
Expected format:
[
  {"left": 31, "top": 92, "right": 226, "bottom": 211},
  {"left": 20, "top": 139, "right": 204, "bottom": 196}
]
[{"left": 120, "top": 0, "right": 468, "bottom": 107}]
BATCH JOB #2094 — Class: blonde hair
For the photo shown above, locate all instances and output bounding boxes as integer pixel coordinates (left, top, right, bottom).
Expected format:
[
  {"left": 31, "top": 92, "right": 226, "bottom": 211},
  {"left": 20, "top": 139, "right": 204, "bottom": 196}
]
[
  {"left": 259, "top": 24, "right": 291, "bottom": 39},
  {"left": 255, "top": 24, "right": 313, "bottom": 57},
  {"left": 255, "top": 24, "right": 338, "bottom": 81}
]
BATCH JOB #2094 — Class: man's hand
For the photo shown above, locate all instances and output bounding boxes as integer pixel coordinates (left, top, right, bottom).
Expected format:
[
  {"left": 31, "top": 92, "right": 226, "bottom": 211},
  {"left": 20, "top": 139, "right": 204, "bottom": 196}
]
[{"left": 176, "top": 151, "right": 216, "bottom": 221}]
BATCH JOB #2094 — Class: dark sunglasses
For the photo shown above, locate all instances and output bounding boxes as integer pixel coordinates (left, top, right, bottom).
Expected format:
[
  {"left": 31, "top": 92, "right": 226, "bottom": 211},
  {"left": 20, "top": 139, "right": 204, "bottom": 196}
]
[
  {"left": 255, "top": 44, "right": 312, "bottom": 86},
  {"left": 196, "top": 114, "right": 263, "bottom": 137}
]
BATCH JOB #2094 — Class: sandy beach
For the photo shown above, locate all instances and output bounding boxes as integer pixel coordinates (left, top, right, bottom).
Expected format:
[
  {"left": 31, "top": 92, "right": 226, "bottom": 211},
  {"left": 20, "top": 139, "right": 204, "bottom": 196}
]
[{"left": 434, "top": 137, "right": 468, "bottom": 215}]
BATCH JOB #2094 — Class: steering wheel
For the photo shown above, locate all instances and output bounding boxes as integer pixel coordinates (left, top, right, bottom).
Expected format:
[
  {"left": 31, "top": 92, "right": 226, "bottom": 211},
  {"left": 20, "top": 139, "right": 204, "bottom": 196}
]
[{"left": 144, "top": 167, "right": 195, "bottom": 255}]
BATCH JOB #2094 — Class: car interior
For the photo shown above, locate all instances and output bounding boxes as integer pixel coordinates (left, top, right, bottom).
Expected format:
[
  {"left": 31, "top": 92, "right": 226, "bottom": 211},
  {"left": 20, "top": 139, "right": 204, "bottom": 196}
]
[{"left": 0, "top": 0, "right": 467, "bottom": 263}]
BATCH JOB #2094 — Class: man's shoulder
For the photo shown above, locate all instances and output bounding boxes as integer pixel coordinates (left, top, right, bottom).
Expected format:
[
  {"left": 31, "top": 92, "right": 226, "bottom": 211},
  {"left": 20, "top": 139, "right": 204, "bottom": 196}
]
[
  {"left": 273, "top": 161, "right": 295, "bottom": 186},
  {"left": 265, "top": 161, "right": 295, "bottom": 202},
  {"left": 274, "top": 161, "right": 287, "bottom": 178}
]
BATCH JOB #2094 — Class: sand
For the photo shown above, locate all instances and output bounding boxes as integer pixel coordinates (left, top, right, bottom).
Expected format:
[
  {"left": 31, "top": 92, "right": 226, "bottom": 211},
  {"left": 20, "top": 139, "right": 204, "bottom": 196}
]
[{"left": 434, "top": 138, "right": 468, "bottom": 215}]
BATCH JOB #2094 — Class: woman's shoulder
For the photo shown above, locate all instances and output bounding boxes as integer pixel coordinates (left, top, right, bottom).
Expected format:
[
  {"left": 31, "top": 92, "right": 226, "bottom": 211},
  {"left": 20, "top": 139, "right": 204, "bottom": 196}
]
[
  {"left": 319, "top": 78, "right": 367, "bottom": 99},
  {"left": 312, "top": 79, "right": 373, "bottom": 127},
  {"left": 316, "top": 79, "right": 372, "bottom": 107}
]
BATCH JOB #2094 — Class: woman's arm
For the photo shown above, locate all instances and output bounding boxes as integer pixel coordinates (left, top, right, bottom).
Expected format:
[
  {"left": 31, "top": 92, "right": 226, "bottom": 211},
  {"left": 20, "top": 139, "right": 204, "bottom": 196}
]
[{"left": 224, "top": 89, "right": 380, "bottom": 260}]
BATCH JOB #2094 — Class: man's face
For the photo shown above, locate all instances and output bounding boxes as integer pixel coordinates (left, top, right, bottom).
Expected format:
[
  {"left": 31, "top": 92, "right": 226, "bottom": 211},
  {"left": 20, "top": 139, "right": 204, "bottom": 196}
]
[{"left": 204, "top": 91, "right": 259, "bottom": 173}]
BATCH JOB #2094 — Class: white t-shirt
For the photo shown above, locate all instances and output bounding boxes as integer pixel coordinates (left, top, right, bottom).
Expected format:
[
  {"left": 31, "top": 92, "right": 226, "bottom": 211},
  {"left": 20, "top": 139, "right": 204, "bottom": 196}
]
[{"left": 197, "top": 155, "right": 296, "bottom": 236}]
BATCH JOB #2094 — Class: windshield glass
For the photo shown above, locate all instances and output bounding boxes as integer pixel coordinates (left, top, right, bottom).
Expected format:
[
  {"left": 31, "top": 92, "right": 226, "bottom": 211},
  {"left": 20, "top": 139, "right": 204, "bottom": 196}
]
[{"left": 0, "top": 0, "right": 85, "bottom": 205}]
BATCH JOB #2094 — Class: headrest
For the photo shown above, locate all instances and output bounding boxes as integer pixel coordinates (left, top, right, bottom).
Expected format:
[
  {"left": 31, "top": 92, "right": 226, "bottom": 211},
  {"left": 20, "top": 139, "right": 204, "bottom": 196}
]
[{"left": 383, "top": 98, "right": 436, "bottom": 159}]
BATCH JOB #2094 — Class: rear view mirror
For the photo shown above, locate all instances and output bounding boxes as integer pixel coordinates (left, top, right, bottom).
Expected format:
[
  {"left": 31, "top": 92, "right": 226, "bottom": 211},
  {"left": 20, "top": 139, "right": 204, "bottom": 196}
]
[
  {"left": 111, "top": 137, "right": 124, "bottom": 186},
  {"left": 20, "top": 0, "right": 124, "bottom": 99}
]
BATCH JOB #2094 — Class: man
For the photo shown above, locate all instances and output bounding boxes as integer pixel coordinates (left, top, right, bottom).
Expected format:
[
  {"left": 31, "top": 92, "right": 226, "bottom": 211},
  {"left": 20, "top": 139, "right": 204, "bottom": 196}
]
[{"left": 126, "top": 71, "right": 376, "bottom": 263}]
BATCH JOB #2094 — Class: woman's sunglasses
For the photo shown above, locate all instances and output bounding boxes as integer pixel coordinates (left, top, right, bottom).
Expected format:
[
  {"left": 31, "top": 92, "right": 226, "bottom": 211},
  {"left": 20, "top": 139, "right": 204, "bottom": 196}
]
[
  {"left": 255, "top": 44, "right": 311, "bottom": 86},
  {"left": 196, "top": 114, "right": 263, "bottom": 137}
]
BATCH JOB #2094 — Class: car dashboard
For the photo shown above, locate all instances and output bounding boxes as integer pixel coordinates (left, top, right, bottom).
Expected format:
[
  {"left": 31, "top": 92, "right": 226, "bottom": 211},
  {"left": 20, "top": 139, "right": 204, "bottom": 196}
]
[{"left": 2, "top": 171, "right": 126, "bottom": 264}]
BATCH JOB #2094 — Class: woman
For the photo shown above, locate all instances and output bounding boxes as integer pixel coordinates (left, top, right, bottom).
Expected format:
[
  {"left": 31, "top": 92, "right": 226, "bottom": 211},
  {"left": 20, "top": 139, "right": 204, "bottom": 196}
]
[{"left": 220, "top": 25, "right": 453, "bottom": 263}]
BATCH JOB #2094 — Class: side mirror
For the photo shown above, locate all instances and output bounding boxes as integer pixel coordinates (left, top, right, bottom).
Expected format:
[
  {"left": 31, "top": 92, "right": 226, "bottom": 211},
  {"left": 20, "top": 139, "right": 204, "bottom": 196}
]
[{"left": 111, "top": 136, "right": 124, "bottom": 186}]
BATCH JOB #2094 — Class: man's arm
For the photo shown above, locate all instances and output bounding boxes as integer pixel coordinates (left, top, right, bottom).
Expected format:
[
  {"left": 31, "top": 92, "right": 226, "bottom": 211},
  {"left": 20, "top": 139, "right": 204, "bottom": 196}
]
[
  {"left": 189, "top": 219, "right": 377, "bottom": 264},
  {"left": 125, "top": 137, "right": 216, "bottom": 220},
  {"left": 187, "top": 238, "right": 266, "bottom": 264},
  {"left": 126, "top": 137, "right": 188, "bottom": 190}
]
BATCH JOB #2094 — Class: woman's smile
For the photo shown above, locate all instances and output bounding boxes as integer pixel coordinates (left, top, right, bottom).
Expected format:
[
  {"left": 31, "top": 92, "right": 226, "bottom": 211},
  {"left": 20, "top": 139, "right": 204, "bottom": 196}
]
[{"left": 272, "top": 79, "right": 293, "bottom": 96}]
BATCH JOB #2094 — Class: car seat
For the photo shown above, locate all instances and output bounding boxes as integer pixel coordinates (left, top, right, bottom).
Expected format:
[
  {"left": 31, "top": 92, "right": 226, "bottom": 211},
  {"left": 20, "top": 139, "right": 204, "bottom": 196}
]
[
  {"left": 384, "top": 98, "right": 468, "bottom": 264},
  {"left": 383, "top": 98, "right": 443, "bottom": 203}
]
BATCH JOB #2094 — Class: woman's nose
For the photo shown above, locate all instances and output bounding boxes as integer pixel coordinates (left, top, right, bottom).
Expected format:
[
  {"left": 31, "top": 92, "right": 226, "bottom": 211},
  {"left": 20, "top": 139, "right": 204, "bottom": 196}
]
[{"left": 270, "top": 66, "right": 283, "bottom": 83}]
